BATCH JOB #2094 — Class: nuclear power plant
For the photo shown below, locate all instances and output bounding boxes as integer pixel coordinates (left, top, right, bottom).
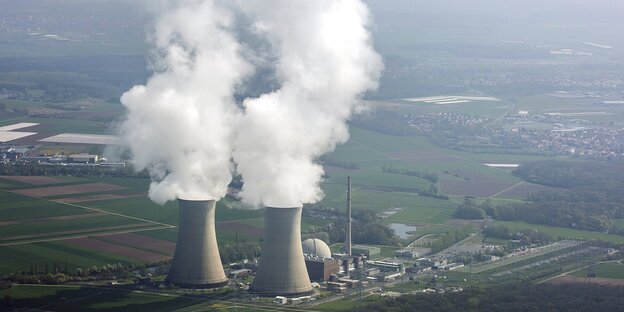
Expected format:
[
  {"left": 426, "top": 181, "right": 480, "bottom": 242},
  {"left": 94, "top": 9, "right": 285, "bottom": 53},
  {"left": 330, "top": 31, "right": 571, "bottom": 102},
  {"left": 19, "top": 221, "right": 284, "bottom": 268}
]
[
  {"left": 251, "top": 206, "right": 314, "bottom": 296},
  {"left": 166, "top": 198, "right": 228, "bottom": 288},
  {"left": 165, "top": 179, "right": 358, "bottom": 295},
  {"left": 165, "top": 178, "right": 361, "bottom": 297}
]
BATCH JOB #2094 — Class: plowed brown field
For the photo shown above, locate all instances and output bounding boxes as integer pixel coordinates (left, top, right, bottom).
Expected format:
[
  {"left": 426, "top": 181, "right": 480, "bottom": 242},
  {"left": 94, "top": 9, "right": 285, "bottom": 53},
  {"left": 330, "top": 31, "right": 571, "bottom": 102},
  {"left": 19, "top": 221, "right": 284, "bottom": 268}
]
[
  {"left": 66, "top": 237, "right": 171, "bottom": 263},
  {"left": 99, "top": 233, "right": 176, "bottom": 256}
]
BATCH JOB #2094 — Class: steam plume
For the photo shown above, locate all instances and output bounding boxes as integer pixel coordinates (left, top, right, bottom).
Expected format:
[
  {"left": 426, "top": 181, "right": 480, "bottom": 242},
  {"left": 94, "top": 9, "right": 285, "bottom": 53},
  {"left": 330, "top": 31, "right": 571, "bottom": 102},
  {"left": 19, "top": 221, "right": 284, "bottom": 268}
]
[
  {"left": 120, "top": 0, "right": 250, "bottom": 204},
  {"left": 233, "top": 0, "right": 383, "bottom": 207}
]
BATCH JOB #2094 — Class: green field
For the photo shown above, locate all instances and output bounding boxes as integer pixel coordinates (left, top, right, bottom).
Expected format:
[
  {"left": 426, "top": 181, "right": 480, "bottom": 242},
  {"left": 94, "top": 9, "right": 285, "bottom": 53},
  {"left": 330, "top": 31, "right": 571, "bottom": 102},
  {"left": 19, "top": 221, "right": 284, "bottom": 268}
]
[
  {"left": 572, "top": 261, "right": 624, "bottom": 280},
  {"left": 318, "top": 125, "right": 528, "bottom": 213},
  {"left": 86, "top": 197, "right": 179, "bottom": 225},
  {"left": 0, "top": 191, "right": 90, "bottom": 221},
  {"left": 0, "top": 240, "right": 143, "bottom": 274},
  {"left": 315, "top": 298, "right": 360, "bottom": 312},
  {"left": 496, "top": 221, "right": 624, "bottom": 244},
  {"left": 322, "top": 186, "right": 456, "bottom": 216},
  {"left": 0, "top": 284, "right": 312, "bottom": 312},
  {"left": 0, "top": 175, "right": 339, "bottom": 274},
  {"left": 410, "top": 224, "right": 456, "bottom": 238},
  {"left": 593, "top": 262, "right": 624, "bottom": 280},
  {"left": 0, "top": 179, "right": 165, "bottom": 274},
  {"left": 383, "top": 196, "right": 457, "bottom": 225},
  {"left": 0, "top": 214, "right": 143, "bottom": 239},
  {"left": 0, "top": 285, "right": 203, "bottom": 312},
  {"left": 321, "top": 126, "right": 545, "bottom": 201}
]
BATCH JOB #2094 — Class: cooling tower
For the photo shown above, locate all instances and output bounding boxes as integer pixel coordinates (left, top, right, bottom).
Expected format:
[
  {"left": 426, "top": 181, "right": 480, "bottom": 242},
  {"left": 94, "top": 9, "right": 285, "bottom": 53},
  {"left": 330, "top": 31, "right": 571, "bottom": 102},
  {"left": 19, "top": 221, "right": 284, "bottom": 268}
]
[
  {"left": 251, "top": 206, "right": 313, "bottom": 296},
  {"left": 166, "top": 198, "right": 227, "bottom": 288}
]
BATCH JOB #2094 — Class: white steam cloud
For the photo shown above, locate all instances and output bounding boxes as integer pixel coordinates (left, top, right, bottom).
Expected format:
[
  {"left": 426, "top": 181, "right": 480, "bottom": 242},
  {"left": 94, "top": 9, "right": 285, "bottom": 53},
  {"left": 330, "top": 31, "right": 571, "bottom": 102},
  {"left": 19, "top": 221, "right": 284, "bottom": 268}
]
[
  {"left": 120, "top": 0, "right": 250, "bottom": 204},
  {"left": 121, "top": 0, "right": 382, "bottom": 207},
  {"left": 233, "top": 0, "right": 383, "bottom": 207}
]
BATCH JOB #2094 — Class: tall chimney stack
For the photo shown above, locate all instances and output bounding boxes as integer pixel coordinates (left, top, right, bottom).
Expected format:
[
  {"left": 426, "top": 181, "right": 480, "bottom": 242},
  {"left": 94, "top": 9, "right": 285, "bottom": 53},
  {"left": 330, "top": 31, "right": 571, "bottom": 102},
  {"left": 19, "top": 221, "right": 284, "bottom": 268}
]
[
  {"left": 251, "top": 206, "right": 313, "bottom": 296},
  {"left": 166, "top": 199, "right": 227, "bottom": 288},
  {"left": 346, "top": 176, "right": 352, "bottom": 256}
]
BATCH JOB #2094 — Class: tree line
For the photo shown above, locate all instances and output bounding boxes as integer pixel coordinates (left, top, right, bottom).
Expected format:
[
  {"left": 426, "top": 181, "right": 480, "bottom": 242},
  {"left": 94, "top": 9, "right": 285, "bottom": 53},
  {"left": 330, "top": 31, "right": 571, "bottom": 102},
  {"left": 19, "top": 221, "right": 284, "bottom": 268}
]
[
  {"left": 381, "top": 166, "right": 439, "bottom": 183},
  {"left": 324, "top": 208, "right": 400, "bottom": 246},
  {"left": 219, "top": 241, "right": 261, "bottom": 264},
  {"left": 0, "top": 162, "right": 149, "bottom": 179},
  {"left": 505, "top": 161, "right": 624, "bottom": 233},
  {"left": 452, "top": 160, "right": 624, "bottom": 234},
  {"left": 483, "top": 224, "right": 553, "bottom": 245},
  {"left": 416, "top": 226, "right": 473, "bottom": 253}
]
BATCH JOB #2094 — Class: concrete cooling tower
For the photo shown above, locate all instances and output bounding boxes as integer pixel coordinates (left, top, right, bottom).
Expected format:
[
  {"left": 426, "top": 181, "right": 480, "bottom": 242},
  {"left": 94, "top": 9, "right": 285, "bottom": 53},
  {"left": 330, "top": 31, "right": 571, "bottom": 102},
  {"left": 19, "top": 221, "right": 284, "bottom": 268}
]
[
  {"left": 251, "top": 206, "right": 313, "bottom": 296},
  {"left": 166, "top": 198, "right": 228, "bottom": 288}
]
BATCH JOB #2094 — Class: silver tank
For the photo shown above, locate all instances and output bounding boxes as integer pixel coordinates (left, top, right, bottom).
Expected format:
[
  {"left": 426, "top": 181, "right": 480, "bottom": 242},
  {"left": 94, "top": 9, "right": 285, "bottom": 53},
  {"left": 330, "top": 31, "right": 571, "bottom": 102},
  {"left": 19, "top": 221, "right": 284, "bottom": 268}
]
[
  {"left": 251, "top": 206, "right": 313, "bottom": 296},
  {"left": 166, "top": 198, "right": 227, "bottom": 288}
]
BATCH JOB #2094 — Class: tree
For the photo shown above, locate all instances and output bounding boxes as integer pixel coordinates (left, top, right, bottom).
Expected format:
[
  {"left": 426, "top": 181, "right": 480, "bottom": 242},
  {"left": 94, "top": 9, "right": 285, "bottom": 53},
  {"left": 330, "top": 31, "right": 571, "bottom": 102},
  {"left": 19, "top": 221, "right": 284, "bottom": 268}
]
[{"left": 454, "top": 199, "right": 486, "bottom": 220}]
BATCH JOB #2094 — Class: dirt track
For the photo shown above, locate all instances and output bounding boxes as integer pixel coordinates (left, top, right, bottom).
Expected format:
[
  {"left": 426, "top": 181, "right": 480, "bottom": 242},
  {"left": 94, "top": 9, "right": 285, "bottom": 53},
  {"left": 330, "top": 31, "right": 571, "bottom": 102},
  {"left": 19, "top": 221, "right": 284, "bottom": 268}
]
[{"left": 53, "top": 193, "right": 144, "bottom": 203}]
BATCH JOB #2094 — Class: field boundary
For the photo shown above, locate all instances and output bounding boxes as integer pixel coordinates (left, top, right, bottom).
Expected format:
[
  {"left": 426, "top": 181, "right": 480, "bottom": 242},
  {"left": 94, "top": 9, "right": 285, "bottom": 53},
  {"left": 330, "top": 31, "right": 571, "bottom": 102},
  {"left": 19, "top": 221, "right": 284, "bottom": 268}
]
[
  {"left": 490, "top": 181, "right": 524, "bottom": 198},
  {"left": 350, "top": 138, "right": 398, "bottom": 160},
  {"left": 0, "top": 225, "right": 172, "bottom": 246},
  {"left": 1, "top": 188, "right": 175, "bottom": 228}
]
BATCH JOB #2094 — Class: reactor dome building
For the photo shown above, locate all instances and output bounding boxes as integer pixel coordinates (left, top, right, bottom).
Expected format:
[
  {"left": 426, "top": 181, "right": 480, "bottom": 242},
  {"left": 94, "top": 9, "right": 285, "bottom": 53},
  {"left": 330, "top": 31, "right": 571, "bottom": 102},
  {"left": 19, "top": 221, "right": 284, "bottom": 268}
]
[
  {"left": 166, "top": 198, "right": 228, "bottom": 288},
  {"left": 302, "top": 238, "right": 332, "bottom": 259}
]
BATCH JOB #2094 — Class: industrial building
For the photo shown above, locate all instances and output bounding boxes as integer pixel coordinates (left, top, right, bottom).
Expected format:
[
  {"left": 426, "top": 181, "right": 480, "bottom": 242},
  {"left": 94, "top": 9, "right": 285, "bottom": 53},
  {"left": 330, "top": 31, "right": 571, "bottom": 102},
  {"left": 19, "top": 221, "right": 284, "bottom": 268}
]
[
  {"left": 367, "top": 260, "right": 404, "bottom": 273},
  {"left": 302, "top": 238, "right": 340, "bottom": 282},
  {"left": 304, "top": 255, "right": 341, "bottom": 282},
  {"left": 251, "top": 206, "right": 313, "bottom": 296},
  {"left": 418, "top": 258, "right": 448, "bottom": 269},
  {"left": 228, "top": 269, "right": 252, "bottom": 278},
  {"left": 166, "top": 199, "right": 228, "bottom": 288},
  {"left": 67, "top": 153, "right": 98, "bottom": 163},
  {"left": 394, "top": 247, "right": 431, "bottom": 258},
  {"left": 352, "top": 245, "right": 381, "bottom": 259}
]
